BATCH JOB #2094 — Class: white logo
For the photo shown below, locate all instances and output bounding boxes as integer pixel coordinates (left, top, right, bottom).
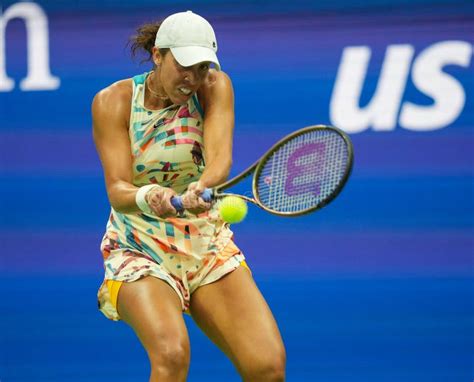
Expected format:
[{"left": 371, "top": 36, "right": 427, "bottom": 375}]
[
  {"left": 330, "top": 41, "right": 472, "bottom": 132},
  {"left": 0, "top": 2, "right": 60, "bottom": 91}
]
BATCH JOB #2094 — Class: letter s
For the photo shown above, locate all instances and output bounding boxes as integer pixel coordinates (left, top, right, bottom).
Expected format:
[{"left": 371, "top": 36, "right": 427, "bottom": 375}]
[{"left": 399, "top": 41, "right": 472, "bottom": 131}]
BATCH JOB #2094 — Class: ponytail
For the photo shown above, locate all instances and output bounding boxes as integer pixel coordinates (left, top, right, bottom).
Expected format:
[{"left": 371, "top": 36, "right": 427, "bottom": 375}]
[{"left": 129, "top": 21, "right": 168, "bottom": 64}]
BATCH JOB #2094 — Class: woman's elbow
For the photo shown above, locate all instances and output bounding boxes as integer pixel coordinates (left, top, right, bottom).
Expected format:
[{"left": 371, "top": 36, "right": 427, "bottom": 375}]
[{"left": 106, "top": 180, "right": 135, "bottom": 213}]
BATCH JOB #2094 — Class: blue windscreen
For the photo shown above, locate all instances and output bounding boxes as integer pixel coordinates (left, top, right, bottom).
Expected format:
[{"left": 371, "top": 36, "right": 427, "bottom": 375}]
[{"left": 1, "top": 0, "right": 472, "bottom": 276}]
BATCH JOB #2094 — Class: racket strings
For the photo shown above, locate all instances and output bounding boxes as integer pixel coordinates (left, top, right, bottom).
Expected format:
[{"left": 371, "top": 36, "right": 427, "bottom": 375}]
[{"left": 256, "top": 129, "right": 350, "bottom": 213}]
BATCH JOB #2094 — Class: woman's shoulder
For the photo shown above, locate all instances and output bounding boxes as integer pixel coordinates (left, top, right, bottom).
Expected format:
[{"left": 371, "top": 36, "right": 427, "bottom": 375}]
[
  {"left": 197, "top": 70, "right": 233, "bottom": 111},
  {"left": 205, "top": 69, "right": 232, "bottom": 91},
  {"left": 92, "top": 78, "right": 134, "bottom": 119},
  {"left": 93, "top": 78, "right": 133, "bottom": 106}
]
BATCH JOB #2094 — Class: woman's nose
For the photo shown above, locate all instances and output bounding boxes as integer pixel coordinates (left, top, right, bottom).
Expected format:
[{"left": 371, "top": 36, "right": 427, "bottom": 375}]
[{"left": 183, "top": 70, "right": 197, "bottom": 85}]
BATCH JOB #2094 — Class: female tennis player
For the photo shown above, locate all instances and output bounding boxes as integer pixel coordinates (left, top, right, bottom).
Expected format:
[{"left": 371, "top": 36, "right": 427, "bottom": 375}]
[{"left": 92, "top": 11, "right": 286, "bottom": 381}]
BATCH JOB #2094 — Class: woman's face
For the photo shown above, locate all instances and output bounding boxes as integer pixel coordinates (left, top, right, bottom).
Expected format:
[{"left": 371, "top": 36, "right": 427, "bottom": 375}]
[{"left": 153, "top": 48, "right": 210, "bottom": 105}]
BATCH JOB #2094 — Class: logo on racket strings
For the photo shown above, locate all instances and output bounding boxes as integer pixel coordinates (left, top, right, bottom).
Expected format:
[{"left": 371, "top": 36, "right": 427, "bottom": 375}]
[{"left": 285, "top": 143, "right": 325, "bottom": 197}]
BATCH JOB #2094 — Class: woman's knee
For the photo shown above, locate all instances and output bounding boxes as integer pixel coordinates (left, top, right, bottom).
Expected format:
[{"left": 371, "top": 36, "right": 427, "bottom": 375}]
[
  {"left": 241, "top": 346, "right": 286, "bottom": 381},
  {"left": 147, "top": 336, "right": 190, "bottom": 374}
]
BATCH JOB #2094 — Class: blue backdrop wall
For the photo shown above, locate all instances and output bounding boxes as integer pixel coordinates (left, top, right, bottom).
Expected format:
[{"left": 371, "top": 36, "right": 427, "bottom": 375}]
[{"left": 1, "top": 1, "right": 473, "bottom": 381}]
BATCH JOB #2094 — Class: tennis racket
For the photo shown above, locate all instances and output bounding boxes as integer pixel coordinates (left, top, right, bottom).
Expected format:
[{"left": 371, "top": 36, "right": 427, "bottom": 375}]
[{"left": 171, "top": 125, "right": 353, "bottom": 216}]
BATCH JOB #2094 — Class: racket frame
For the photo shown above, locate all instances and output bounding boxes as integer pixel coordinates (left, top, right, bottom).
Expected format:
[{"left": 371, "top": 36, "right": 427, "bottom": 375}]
[
  {"left": 209, "top": 125, "right": 354, "bottom": 216},
  {"left": 253, "top": 125, "right": 353, "bottom": 216}
]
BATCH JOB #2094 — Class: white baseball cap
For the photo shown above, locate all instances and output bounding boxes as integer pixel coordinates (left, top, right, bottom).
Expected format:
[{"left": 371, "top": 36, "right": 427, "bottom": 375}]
[{"left": 155, "top": 11, "right": 220, "bottom": 71}]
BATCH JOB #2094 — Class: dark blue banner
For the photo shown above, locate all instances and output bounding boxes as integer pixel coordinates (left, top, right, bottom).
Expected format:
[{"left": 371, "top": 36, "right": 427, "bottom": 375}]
[{"left": 1, "top": 1, "right": 472, "bottom": 276}]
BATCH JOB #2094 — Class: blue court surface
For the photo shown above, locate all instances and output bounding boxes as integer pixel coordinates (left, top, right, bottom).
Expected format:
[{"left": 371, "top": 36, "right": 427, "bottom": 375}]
[{"left": 1, "top": 274, "right": 472, "bottom": 381}]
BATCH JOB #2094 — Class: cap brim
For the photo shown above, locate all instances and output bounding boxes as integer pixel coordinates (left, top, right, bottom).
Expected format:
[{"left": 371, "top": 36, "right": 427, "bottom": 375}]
[{"left": 170, "top": 46, "right": 221, "bottom": 71}]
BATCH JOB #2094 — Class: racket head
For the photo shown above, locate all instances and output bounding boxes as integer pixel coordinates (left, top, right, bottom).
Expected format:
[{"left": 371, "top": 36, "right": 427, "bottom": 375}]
[{"left": 252, "top": 125, "right": 353, "bottom": 216}]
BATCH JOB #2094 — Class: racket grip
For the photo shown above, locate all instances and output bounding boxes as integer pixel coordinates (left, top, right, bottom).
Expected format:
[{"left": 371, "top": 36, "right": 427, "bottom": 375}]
[
  {"left": 171, "top": 195, "right": 184, "bottom": 212},
  {"left": 171, "top": 188, "right": 213, "bottom": 212},
  {"left": 200, "top": 188, "right": 213, "bottom": 202}
]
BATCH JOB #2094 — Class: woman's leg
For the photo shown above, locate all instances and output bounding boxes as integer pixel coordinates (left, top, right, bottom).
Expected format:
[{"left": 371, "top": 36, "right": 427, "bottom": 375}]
[
  {"left": 117, "top": 276, "right": 190, "bottom": 382},
  {"left": 190, "top": 267, "right": 286, "bottom": 381}
]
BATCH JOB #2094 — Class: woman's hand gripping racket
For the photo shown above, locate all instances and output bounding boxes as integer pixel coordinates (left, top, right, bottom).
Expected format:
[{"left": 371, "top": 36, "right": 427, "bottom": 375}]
[{"left": 171, "top": 125, "right": 354, "bottom": 217}]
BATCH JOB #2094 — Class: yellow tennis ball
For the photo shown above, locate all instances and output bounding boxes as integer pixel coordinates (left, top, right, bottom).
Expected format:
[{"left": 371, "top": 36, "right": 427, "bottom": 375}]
[{"left": 219, "top": 196, "right": 248, "bottom": 224}]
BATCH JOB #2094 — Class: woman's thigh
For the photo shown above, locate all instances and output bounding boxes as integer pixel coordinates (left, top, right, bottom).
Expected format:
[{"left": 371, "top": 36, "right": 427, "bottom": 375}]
[
  {"left": 189, "top": 267, "right": 286, "bottom": 373},
  {"left": 117, "top": 276, "right": 190, "bottom": 360}
]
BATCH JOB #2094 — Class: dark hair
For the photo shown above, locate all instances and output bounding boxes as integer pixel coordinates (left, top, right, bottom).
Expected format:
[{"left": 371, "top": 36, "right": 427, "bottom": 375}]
[{"left": 129, "top": 21, "right": 169, "bottom": 65}]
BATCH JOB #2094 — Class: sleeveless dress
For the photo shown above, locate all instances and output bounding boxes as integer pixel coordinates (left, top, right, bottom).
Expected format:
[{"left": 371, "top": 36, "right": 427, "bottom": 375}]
[{"left": 97, "top": 72, "right": 245, "bottom": 320}]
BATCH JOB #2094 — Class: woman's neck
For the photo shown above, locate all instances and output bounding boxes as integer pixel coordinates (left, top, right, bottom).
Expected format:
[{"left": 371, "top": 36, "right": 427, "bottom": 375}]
[{"left": 145, "top": 71, "right": 173, "bottom": 110}]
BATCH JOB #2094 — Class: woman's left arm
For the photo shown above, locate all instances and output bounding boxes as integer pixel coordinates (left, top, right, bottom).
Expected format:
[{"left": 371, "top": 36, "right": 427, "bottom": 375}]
[
  {"left": 179, "top": 71, "right": 234, "bottom": 213},
  {"left": 198, "top": 71, "right": 235, "bottom": 188}
]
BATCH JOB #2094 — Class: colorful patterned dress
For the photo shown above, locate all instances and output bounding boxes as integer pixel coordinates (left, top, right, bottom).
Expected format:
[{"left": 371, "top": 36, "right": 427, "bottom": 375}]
[{"left": 97, "top": 72, "right": 245, "bottom": 320}]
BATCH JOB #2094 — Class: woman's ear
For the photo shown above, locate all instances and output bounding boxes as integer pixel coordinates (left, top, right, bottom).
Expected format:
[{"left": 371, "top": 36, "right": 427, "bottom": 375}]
[{"left": 151, "top": 47, "right": 162, "bottom": 67}]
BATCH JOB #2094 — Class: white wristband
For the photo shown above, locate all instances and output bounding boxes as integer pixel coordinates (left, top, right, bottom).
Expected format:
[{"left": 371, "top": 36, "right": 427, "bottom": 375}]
[{"left": 135, "top": 184, "right": 159, "bottom": 214}]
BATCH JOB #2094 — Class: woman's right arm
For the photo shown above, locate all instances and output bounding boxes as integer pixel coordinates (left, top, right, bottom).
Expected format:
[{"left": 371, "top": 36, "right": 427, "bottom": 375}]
[
  {"left": 92, "top": 83, "right": 178, "bottom": 217},
  {"left": 92, "top": 82, "right": 142, "bottom": 214}
]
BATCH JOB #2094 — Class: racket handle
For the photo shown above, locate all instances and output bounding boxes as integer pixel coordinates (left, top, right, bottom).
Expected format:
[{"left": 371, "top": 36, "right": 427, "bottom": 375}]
[
  {"left": 171, "top": 188, "right": 214, "bottom": 212},
  {"left": 200, "top": 188, "right": 213, "bottom": 202},
  {"left": 171, "top": 195, "right": 184, "bottom": 212}
]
